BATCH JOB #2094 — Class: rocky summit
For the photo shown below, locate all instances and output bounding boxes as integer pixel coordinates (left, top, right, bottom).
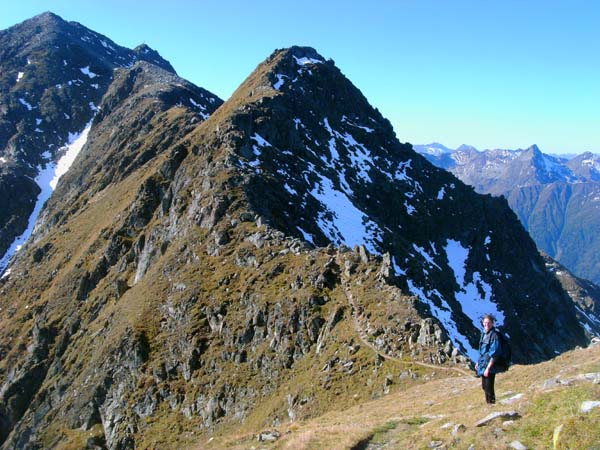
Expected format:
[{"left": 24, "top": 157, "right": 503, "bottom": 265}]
[
  {"left": 0, "top": 11, "right": 178, "bottom": 266},
  {"left": 0, "top": 14, "right": 598, "bottom": 450}
]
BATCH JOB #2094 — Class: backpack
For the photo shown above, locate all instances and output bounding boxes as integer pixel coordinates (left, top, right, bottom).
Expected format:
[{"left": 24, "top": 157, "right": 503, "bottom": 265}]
[{"left": 494, "top": 329, "right": 512, "bottom": 372}]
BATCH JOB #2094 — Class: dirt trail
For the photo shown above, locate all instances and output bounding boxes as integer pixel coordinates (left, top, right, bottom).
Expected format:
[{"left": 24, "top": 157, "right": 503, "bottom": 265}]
[{"left": 340, "top": 278, "right": 473, "bottom": 377}]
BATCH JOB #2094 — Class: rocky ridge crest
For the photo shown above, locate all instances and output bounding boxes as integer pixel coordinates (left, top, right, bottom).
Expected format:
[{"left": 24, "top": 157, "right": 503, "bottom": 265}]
[{"left": 0, "top": 11, "right": 176, "bottom": 261}]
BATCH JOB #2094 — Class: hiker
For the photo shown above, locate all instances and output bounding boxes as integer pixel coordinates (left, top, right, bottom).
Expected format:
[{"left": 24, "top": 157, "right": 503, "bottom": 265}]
[{"left": 475, "top": 314, "right": 501, "bottom": 404}]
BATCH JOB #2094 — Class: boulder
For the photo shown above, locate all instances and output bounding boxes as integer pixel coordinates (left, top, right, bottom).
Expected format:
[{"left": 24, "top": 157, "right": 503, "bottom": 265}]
[
  {"left": 580, "top": 400, "right": 600, "bottom": 413},
  {"left": 475, "top": 411, "right": 520, "bottom": 427}
]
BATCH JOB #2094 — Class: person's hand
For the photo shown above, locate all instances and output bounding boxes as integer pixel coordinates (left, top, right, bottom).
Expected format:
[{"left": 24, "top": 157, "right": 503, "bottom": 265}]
[
  {"left": 484, "top": 367, "right": 490, "bottom": 377},
  {"left": 475, "top": 362, "right": 479, "bottom": 370}
]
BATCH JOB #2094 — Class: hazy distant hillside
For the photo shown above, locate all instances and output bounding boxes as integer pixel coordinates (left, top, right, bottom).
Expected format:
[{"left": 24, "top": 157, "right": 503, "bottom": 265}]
[{"left": 415, "top": 143, "right": 600, "bottom": 285}]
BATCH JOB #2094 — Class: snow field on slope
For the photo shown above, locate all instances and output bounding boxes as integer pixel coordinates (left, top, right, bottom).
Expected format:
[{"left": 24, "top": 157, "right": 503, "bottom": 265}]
[{"left": 0, "top": 122, "right": 93, "bottom": 276}]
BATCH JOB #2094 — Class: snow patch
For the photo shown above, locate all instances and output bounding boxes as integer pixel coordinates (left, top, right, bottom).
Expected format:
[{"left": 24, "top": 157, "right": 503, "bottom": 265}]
[
  {"left": 16, "top": 72, "right": 24, "bottom": 82},
  {"left": 322, "top": 118, "right": 374, "bottom": 184},
  {"left": 293, "top": 55, "right": 323, "bottom": 66},
  {"left": 445, "top": 239, "right": 504, "bottom": 328},
  {"left": 392, "top": 256, "right": 407, "bottom": 275},
  {"left": 247, "top": 133, "right": 271, "bottom": 169},
  {"left": 273, "top": 74, "right": 287, "bottom": 90},
  {"left": 284, "top": 183, "right": 297, "bottom": 195},
  {"left": 0, "top": 121, "right": 93, "bottom": 275},
  {"left": 310, "top": 174, "right": 381, "bottom": 254},
  {"left": 251, "top": 133, "right": 270, "bottom": 148},
  {"left": 19, "top": 98, "right": 33, "bottom": 111},
  {"left": 341, "top": 115, "right": 375, "bottom": 133},
  {"left": 575, "top": 305, "right": 600, "bottom": 327},
  {"left": 395, "top": 160, "right": 412, "bottom": 181},
  {"left": 189, "top": 98, "right": 208, "bottom": 119},
  {"left": 100, "top": 40, "right": 115, "bottom": 51},
  {"left": 340, "top": 131, "right": 373, "bottom": 183},
  {"left": 484, "top": 235, "right": 492, "bottom": 261},
  {"left": 189, "top": 97, "right": 206, "bottom": 111},
  {"left": 407, "top": 279, "right": 477, "bottom": 359},
  {"left": 413, "top": 243, "right": 440, "bottom": 269},
  {"left": 79, "top": 66, "right": 98, "bottom": 78},
  {"left": 50, "top": 121, "right": 93, "bottom": 189},
  {"left": 297, "top": 227, "right": 315, "bottom": 245}
]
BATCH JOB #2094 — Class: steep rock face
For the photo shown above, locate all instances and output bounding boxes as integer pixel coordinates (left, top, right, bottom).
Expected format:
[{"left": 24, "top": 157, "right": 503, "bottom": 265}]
[
  {"left": 205, "top": 46, "right": 588, "bottom": 362},
  {"left": 0, "top": 12, "right": 175, "bottom": 261},
  {"left": 0, "top": 32, "right": 223, "bottom": 450},
  {"left": 543, "top": 254, "right": 600, "bottom": 335},
  {"left": 0, "top": 43, "right": 593, "bottom": 450},
  {"left": 566, "top": 152, "right": 600, "bottom": 181},
  {"left": 416, "top": 144, "right": 600, "bottom": 285}
]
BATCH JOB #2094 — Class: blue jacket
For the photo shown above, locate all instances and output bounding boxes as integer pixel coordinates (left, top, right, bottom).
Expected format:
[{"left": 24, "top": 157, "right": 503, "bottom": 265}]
[{"left": 477, "top": 329, "right": 501, "bottom": 376}]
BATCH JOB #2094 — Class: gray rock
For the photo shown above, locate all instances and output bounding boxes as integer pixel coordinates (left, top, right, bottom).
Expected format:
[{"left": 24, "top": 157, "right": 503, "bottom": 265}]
[
  {"left": 257, "top": 430, "right": 280, "bottom": 441},
  {"left": 540, "top": 378, "right": 566, "bottom": 390},
  {"left": 508, "top": 441, "right": 528, "bottom": 450},
  {"left": 239, "top": 212, "right": 255, "bottom": 222},
  {"left": 581, "top": 400, "right": 600, "bottom": 413},
  {"left": 475, "top": 411, "right": 520, "bottom": 427},
  {"left": 576, "top": 372, "right": 600, "bottom": 384},
  {"left": 500, "top": 393, "right": 524, "bottom": 404},
  {"left": 452, "top": 423, "right": 466, "bottom": 435},
  {"left": 357, "top": 245, "right": 369, "bottom": 263}
]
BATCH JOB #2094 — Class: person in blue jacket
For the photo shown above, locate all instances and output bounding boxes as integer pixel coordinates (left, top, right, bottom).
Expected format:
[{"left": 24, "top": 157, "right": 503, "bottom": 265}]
[{"left": 475, "top": 314, "right": 501, "bottom": 404}]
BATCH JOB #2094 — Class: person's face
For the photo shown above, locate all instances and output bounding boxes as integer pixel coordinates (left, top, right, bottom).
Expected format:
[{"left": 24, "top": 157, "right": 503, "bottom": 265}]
[{"left": 482, "top": 318, "right": 493, "bottom": 332}]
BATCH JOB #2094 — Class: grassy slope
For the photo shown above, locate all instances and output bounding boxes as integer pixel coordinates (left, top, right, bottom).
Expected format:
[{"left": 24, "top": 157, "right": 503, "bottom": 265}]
[{"left": 199, "top": 344, "right": 600, "bottom": 450}]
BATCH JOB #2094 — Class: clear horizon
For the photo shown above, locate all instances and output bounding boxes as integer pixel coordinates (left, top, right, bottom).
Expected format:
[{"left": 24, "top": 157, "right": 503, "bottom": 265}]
[{"left": 2, "top": 1, "right": 599, "bottom": 155}]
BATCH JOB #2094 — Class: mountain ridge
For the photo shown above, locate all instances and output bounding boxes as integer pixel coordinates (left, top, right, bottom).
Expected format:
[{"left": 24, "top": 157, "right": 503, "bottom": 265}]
[
  {"left": 0, "top": 15, "right": 597, "bottom": 450},
  {"left": 0, "top": 11, "right": 177, "bottom": 266},
  {"left": 415, "top": 143, "right": 600, "bottom": 284}
]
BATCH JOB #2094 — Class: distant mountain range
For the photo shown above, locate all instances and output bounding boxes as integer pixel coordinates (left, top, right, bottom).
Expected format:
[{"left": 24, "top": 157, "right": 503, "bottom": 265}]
[
  {"left": 415, "top": 143, "right": 600, "bottom": 285},
  {"left": 0, "top": 13, "right": 598, "bottom": 450}
]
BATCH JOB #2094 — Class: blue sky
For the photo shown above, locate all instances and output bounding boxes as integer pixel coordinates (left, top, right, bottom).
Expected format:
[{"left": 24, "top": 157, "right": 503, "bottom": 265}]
[{"left": 2, "top": 1, "right": 599, "bottom": 154}]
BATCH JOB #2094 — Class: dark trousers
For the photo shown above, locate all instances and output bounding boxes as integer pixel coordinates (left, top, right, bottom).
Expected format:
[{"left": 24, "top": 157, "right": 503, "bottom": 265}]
[{"left": 481, "top": 373, "right": 496, "bottom": 404}]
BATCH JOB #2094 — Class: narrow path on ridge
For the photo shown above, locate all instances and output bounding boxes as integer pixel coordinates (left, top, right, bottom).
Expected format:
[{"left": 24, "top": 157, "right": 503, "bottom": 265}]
[{"left": 338, "top": 270, "right": 473, "bottom": 377}]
